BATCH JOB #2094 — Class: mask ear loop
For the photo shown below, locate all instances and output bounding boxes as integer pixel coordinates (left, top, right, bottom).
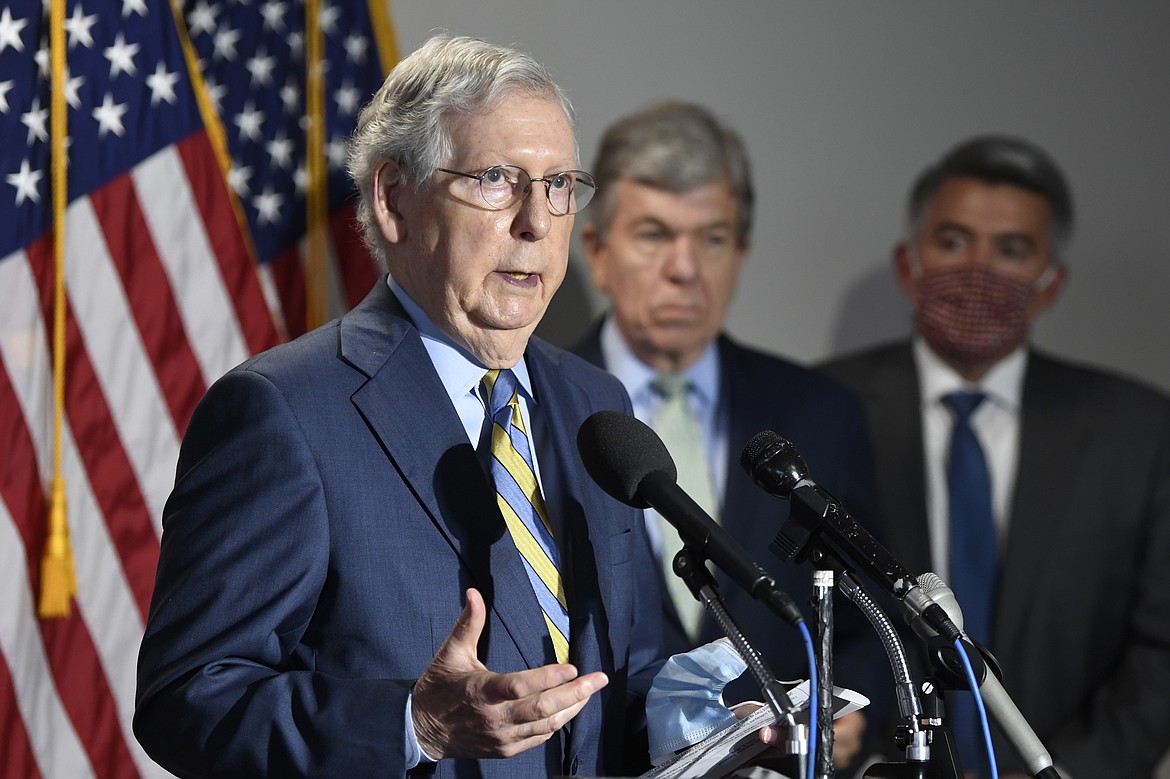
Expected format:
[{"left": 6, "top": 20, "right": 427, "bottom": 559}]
[
  {"left": 1033, "top": 263, "right": 1059, "bottom": 293},
  {"left": 908, "top": 245, "right": 1059, "bottom": 293}
]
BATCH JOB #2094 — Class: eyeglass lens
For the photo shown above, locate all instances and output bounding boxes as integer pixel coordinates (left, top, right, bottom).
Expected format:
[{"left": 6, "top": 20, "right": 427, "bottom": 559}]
[{"left": 479, "top": 165, "right": 594, "bottom": 214}]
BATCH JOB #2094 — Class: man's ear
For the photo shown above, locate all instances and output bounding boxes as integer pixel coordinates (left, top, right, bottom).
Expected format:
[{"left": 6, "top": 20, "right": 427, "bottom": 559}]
[
  {"left": 1029, "top": 263, "right": 1067, "bottom": 319},
  {"left": 372, "top": 159, "right": 407, "bottom": 244},
  {"left": 731, "top": 237, "right": 751, "bottom": 276},
  {"left": 580, "top": 222, "right": 608, "bottom": 289},
  {"left": 893, "top": 242, "right": 917, "bottom": 297}
]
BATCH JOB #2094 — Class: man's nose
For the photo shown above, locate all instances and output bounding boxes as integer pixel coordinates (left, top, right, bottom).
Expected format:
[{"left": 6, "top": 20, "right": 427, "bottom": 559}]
[
  {"left": 511, "top": 182, "right": 553, "bottom": 241},
  {"left": 663, "top": 237, "right": 700, "bottom": 280}
]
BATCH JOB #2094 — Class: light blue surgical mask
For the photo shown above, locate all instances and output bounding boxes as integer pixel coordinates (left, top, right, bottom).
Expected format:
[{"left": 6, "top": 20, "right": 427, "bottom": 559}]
[{"left": 645, "top": 638, "right": 748, "bottom": 764}]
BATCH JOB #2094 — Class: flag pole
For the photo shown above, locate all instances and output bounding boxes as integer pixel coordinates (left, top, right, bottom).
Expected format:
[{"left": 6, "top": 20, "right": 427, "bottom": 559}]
[
  {"left": 367, "top": 0, "right": 401, "bottom": 74},
  {"left": 304, "top": 0, "right": 328, "bottom": 330},
  {"left": 40, "top": 0, "right": 78, "bottom": 619}
]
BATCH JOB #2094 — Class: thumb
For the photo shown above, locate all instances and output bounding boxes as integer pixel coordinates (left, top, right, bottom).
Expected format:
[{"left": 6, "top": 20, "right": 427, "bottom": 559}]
[{"left": 435, "top": 588, "right": 487, "bottom": 669}]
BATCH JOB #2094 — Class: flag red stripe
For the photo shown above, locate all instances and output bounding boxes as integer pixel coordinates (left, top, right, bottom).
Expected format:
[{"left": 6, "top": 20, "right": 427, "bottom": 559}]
[
  {"left": 0, "top": 340, "right": 139, "bottom": 779},
  {"left": 0, "top": 650, "right": 44, "bottom": 779},
  {"left": 90, "top": 174, "right": 206, "bottom": 433},
  {"left": 26, "top": 237, "right": 160, "bottom": 620},
  {"left": 175, "top": 132, "right": 281, "bottom": 357},
  {"left": 269, "top": 247, "right": 308, "bottom": 338},
  {"left": 39, "top": 620, "right": 141, "bottom": 779},
  {"left": 0, "top": 356, "right": 46, "bottom": 559},
  {"left": 329, "top": 202, "right": 380, "bottom": 309}
]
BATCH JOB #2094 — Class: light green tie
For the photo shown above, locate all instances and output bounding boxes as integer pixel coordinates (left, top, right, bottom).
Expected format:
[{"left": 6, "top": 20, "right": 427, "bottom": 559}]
[{"left": 651, "top": 372, "right": 719, "bottom": 641}]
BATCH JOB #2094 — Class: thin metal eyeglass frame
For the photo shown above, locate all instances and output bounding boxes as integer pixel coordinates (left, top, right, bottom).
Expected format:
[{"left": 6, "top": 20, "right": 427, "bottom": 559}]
[{"left": 435, "top": 165, "right": 596, "bottom": 215}]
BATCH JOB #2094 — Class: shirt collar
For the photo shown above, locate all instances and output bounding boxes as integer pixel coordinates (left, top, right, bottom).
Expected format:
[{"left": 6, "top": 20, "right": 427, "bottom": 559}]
[
  {"left": 913, "top": 336, "right": 1027, "bottom": 413},
  {"left": 599, "top": 314, "right": 719, "bottom": 411},
  {"left": 388, "top": 276, "right": 535, "bottom": 405}
]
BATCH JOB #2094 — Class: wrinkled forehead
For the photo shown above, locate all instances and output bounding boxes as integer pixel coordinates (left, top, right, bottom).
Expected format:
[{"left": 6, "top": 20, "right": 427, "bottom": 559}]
[{"left": 441, "top": 91, "right": 579, "bottom": 165}]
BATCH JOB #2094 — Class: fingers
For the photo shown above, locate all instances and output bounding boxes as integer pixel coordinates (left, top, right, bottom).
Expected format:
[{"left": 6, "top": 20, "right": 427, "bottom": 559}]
[
  {"left": 435, "top": 588, "right": 486, "bottom": 668},
  {"left": 412, "top": 590, "right": 609, "bottom": 760},
  {"left": 412, "top": 590, "right": 489, "bottom": 758},
  {"left": 731, "top": 701, "right": 762, "bottom": 719},
  {"left": 832, "top": 711, "right": 865, "bottom": 767},
  {"left": 474, "top": 656, "right": 592, "bottom": 702},
  {"left": 508, "top": 690, "right": 591, "bottom": 742},
  {"left": 757, "top": 724, "right": 783, "bottom": 746},
  {"left": 487, "top": 671, "right": 608, "bottom": 750},
  {"left": 473, "top": 669, "right": 606, "bottom": 730},
  {"left": 515, "top": 671, "right": 608, "bottom": 724},
  {"left": 419, "top": 666, "right": 607, "bottom": 760}
]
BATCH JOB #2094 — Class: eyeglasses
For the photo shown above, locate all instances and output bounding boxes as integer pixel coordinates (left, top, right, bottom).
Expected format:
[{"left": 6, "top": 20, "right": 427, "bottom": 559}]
[{"left": 436, "top": 164, "right": 597, "bottom": 215}]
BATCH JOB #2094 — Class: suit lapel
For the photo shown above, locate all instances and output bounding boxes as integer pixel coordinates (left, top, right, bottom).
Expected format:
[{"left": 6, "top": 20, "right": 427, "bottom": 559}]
[
  {"left": 569, "top": 321, "right": 605, "bottom": 368},
  {"left": 340, "top": 282, "right": 552, "bottom": 671},
  {"left": 572, "top": 325, "right": 690, "bottom": 642},
  {"left": 995, "top": 354, "right": 1082, "bottom": 642},
  {"left": 526, "top": 340, "right": 623, "bottom": 758},
  {"left": 527, "top": 340, "right": 619, "bottom": 647},
  {"left": 721, "top": 338, "right": 779, "bottom": 549}
]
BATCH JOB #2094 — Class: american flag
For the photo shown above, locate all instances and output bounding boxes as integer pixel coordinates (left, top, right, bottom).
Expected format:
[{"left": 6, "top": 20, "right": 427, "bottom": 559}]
[{"left": 0, "top": 0, "right": 394, "bottom": 774}]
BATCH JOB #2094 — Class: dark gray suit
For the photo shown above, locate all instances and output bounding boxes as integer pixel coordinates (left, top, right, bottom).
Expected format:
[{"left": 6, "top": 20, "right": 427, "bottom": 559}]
[
  {"left": 572, "top": 324, "right": 888, "bottom": 714},
  {"left": 821, "top": 341, "right": 1170, "bottom": 776}
]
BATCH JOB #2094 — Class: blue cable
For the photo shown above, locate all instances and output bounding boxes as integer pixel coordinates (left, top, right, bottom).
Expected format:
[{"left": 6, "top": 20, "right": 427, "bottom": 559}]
[
  {"left": 799, "top": 621, "right": 816, "bottom": 779},
  {"left": 953, "top": 637, "right": 999, "bottom": 779}
]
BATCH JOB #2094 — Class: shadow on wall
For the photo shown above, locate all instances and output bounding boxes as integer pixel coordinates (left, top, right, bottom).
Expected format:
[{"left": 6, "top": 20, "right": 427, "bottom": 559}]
[
  {"left": 827, "top": 260, "right": 912, "bottom": 358},
  {"left": 538, "top": 252, "right": 603, "bottom": 349}
]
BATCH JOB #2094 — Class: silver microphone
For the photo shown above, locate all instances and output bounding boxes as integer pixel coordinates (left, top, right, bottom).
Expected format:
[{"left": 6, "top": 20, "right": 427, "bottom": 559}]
[{"left": 911, "top": 572, "right": 1058, "bottom": 777}]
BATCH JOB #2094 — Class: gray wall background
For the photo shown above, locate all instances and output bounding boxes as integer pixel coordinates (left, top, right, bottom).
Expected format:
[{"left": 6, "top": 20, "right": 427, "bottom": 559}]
[{"left": 389, "top": 1, "right": 1170, "bottom": 393}]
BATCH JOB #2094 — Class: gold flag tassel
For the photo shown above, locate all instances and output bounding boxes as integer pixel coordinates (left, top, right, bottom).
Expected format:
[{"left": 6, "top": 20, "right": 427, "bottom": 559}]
[
  {"left": 40, "top": 476, "right": 76, "bottom": 618},
  {"left": 39, "top": 0, "right": 78, "bottom": 619}
]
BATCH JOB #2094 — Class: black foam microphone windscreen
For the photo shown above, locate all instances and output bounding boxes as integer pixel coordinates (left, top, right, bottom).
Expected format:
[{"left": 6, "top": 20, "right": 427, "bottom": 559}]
[{"left": 576, "top": 410, "right": 677, "bottom": 509}]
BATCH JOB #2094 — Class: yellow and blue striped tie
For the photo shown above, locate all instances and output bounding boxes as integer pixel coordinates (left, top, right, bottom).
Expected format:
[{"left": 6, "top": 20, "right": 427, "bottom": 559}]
[{"left": 483, "top": 369, "right": 570, "bottom": 663}]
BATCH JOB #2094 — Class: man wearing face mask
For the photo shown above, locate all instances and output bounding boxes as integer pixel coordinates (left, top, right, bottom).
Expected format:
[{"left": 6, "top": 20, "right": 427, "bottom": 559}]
[{"left": 820, "top": 136, "right": 1170, "bottom": 778}]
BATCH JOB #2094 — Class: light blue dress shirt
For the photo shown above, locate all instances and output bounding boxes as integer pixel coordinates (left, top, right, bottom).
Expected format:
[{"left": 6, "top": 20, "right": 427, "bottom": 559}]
[
  {"left": 388, "top": 278, "right": 546, "bottom": 768},
  {"left": 597, "top": 315, "right": 728, "bottom": 556}
]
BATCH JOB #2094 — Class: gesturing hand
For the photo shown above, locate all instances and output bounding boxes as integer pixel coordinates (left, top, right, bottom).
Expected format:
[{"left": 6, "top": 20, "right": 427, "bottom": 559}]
[{"left": 411, "top": 588, "right": 609, "bottom": 759}]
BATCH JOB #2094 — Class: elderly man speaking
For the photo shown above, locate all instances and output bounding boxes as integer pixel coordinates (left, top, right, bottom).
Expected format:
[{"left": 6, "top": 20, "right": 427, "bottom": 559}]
[{"left": 134, "top": 35, "right": 667, "bottom": 778}]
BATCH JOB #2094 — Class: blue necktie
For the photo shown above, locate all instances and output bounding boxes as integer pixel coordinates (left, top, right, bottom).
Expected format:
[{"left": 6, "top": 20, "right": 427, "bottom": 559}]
[
  {"left": 943, "top": 391, "right": 997, "bottom": 776},
  {"left": 483, "top": 369, "right": 570, "bottom": 663}
]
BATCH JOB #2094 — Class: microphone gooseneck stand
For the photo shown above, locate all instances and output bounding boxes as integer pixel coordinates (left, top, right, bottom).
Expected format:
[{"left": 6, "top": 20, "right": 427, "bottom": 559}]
[
  {"left": 739, "top": 439, "right": 959, "bottom": 777},
  {"left": 837, "top": 574, "right": 930, "bottom": 763},
  {"left": 740, "top": 431, "right": 1064, "bottom": 779},
  {"left": 672, "top": 544, "right": 811, "bottom": 779}
]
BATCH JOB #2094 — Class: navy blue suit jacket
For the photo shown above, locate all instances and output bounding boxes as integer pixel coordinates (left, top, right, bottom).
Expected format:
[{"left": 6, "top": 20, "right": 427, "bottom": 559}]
[
  {"left": 135, "top": 281, "right": 665, "bottom": 778},
  {"left": 821, "top": 341, "right": 1170, "bottom": 776},
  {"left": 571, "top": 324, "right": 887, "bottom": 709}
]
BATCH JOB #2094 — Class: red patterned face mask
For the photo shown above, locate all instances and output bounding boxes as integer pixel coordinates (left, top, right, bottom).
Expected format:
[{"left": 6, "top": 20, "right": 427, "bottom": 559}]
[{"left": 913, "top": 265, "right": 1037, "bottom": 367}]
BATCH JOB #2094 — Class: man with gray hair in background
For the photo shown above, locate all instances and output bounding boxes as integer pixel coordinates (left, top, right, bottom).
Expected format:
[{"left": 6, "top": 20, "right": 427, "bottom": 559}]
[
  {"left": 135, "top": 34, "right": 670, "bottom": 777},
  {"left": 571, "top": 100, "right": 887, "bottom": 770},
  {"left": 821, "top": 135, "right": 1170, "bottom": 777}
]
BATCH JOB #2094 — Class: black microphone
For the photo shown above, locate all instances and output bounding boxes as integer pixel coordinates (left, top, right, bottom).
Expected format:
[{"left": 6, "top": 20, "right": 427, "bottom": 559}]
[
  {"left": 741, "top": 431, "right": 917, "bottom": 597},
  {"left": 911, "top": 574, "right": 1061, "bottom": 779},
  {"left": 577, "top": 410, "right": 803, "bottom": 627},
  {"left": 740, "top": 430, "right": 960, "bottom": 639}
]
